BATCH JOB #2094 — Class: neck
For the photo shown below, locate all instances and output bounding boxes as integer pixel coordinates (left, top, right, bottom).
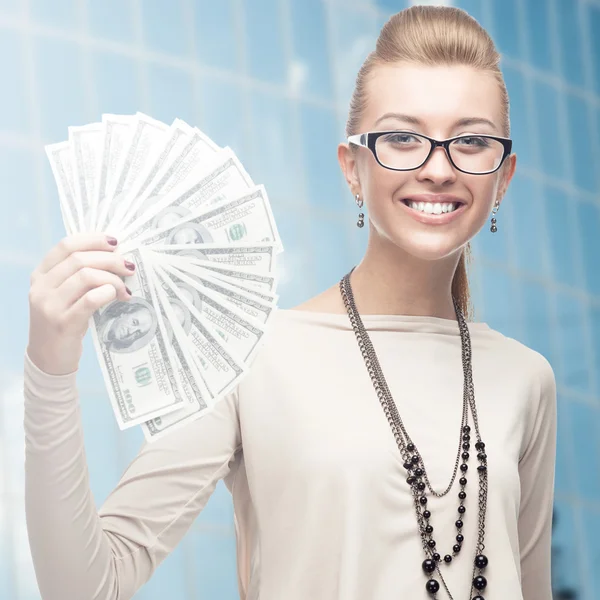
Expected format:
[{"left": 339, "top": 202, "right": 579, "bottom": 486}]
[{"left": 350, "top": 234, "right": 462, "bottom": 320}]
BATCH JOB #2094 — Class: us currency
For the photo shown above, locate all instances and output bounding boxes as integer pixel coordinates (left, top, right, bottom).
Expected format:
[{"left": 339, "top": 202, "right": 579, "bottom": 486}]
[
  {"left": 120, "top": 148, "right": 253, "bottom": 243},
  {"left": 150, "top": 242, "right": 278, "bottom": 273},
  {"left": 92, "top": 114, "right": 135, "bottom": 231},
  {"left": 69, "top": 123, "right": 103, "bottom": 231},
  {"left": 194, "top": 262, "right": 279, "bottom": 296},
  {"left": 154, "top": 256, "right": 276, "bottom": 325},
  {"left": 102, "top": 112, "right": 169, "bottom": 232},
  {"left": 159, "top": 262, "right": 266, "bottom": 363},
  {"left": 118, "top": 126, "right": 221, "bottom": 233},
  {"left": 89, "top": 248, "right": 186, "bottom": 429},
  {"left": 122, "top": 185, "right": 281, "bottom": 256},
  {"left": 141, "top": 260, "right": 214, "bottom": 442},
  {"left": 152, "top": 263, "right": 247, "bottom": 399},
  {"left": 45, "top": 141, "right": 79, "bottom": 234}
]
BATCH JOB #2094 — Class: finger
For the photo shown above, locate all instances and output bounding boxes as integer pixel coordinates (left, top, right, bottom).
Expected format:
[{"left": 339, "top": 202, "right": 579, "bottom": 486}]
[
  {"left": 55, "top": 267, "right": 131, "bottom": 309},
  {"left": 34, "top": 233, "right": 119, "bottom": 277},
  {"left": 43, "top": 250, "right": 135, "bottom": 290},
  {"left": 66, "top": 284, "right": 119, "bottom": 324}
]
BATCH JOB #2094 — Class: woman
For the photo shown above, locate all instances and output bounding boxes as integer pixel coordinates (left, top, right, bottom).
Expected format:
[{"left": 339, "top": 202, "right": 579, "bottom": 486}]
[{"left": 24, "top": 6, "right": 556, "bottom": 600}]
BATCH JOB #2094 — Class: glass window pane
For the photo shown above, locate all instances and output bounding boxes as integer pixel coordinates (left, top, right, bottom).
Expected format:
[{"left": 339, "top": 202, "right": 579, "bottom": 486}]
[
  {"left": 147, "top": 64, "right": 196, "bottom": 127},
  {"left": 491, "top": 0, "right": 523, "bottom": 59},
  {"left": 0, "top": 29, "right": 29, "bottom": 135},
  {"left": 566, "top": 93, "right": 597, "bottom": 193},
  {"left": 504, "top": 65, "right": 535, "bottom": 170},
  {"left": 141, "top": 0, "right": 189, "bottom": 57},
  {"left": 533, "top": 80, "right": 566, "bottom": 180},
  {"left": 88, "top": 0, "right": 134, "bottom": 43},
  {"left": 588, "top": 3, "right": 600, "bottom": 94},
  {"left": 195, "top": 0, "right": 239, "bottom": 72},
  {"left": 520, "top": 280, "right": 557, "bottom": 368},
  {"left": 480, "top": 267, "right": 522, "bottom": 340},
  {"left": 193, "top": 531, "right": 239, "bottom": 600},
  {"left": 576, "top": 198, "right": 600, "bottom": 296},
  {"left": 30, "top": 0, "right": 78, "bottom": 29},
  {"left": 555, "top": 0, "right": 585, "bottom": 87},
  {"left": 569, "top": 400, "right": 600, "bottom": 500},
  {"left": 523, "top": 0, "right": 553, "bottom": 72}
]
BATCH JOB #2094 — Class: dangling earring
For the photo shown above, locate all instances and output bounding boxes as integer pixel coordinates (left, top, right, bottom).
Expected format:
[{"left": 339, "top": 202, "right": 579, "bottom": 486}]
[
  {"left": 356, "top": 194, "right": 364, "bottom": 228},
  {"left": 490, "top": 200, "right": 500, "bottom": 233}
]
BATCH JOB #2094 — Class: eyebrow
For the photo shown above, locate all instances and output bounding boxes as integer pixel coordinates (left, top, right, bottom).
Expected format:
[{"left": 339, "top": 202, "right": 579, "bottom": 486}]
[{"left": 374, "top": 112, "right": 498, "bottom": 131}]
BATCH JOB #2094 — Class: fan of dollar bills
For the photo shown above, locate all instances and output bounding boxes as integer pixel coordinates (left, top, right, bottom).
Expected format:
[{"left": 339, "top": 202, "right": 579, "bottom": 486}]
[{"left": 45, "top": 112, "right": 283, "bottom": 442}]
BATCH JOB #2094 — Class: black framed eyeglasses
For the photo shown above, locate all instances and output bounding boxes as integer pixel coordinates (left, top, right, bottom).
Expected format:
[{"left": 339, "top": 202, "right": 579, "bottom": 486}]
[{"left": 347, "top": 130, "right": 512, "bottom": 175}]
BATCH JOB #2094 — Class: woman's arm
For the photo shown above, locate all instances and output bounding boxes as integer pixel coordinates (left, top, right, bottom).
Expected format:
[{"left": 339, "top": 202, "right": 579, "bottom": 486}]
[{"left": 517, "top": 354, "right": 557, "bottom": 600}]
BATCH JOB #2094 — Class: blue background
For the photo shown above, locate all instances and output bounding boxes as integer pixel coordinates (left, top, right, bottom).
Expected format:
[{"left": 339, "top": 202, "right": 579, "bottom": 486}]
[{"left": 0, "top": 0, "right": 598, "bottom": 598}]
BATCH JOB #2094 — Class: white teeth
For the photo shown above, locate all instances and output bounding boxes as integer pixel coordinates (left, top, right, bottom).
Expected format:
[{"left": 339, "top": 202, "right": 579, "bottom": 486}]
[{"left": 408, "top": 201, "right": 458, "bottom": 215}]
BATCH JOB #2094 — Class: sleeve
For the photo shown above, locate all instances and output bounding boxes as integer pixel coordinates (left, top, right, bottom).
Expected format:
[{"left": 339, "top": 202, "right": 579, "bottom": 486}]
[
  {"left": 24, "top": 352, "right": 242, "bottom": 600},
  {"left": 517, "top": 353, "right": 557, "bottom": 600}
]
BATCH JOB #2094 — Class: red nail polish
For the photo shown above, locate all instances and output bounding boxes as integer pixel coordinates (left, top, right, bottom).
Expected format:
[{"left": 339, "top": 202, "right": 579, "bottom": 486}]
[
  {"left": 107, "top": 236, "right": 118, "bottom": 246},
  {"left": 124, "top": 260, "right": 135, "bottom": 271},
  {"left": 125, "top": 287, "right": 132, "bottom": 296}
]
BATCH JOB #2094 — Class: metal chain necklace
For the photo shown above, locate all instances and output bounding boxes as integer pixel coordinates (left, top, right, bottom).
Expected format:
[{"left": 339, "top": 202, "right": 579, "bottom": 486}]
[{"left": 339, "top": 270, "right": 490, "bottom": 600}]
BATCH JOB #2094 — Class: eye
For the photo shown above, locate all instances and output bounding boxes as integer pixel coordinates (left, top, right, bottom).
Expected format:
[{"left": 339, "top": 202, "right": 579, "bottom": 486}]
[
  {"left": 381, "top": 132, "right": 422, "bottom": 145},
  {"left": 454, "top": 136, "right": 491, "bottom": 147}
]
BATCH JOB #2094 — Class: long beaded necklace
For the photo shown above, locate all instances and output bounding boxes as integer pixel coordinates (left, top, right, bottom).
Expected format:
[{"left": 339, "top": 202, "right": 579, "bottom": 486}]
[{"left": 339, "top": 270, "right": 490, "bottom": 600}]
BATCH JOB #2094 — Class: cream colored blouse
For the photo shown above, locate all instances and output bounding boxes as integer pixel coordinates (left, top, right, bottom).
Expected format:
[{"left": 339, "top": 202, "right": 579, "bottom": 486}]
[{"left": 24, "top": 309, "right": 557, "bottom": 600}]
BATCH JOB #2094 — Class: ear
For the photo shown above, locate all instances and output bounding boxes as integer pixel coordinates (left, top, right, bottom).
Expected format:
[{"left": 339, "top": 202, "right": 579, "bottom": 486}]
[
  {"left": 337, "top": 142, "right": 361, "bottom": 197},
  {"left": 496, "top": 153, "right": 517, "bottom": 207}
]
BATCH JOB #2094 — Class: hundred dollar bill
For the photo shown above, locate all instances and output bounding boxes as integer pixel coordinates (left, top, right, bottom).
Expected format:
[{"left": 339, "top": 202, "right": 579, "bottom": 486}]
[
  {"left": 45, "top": 141, "right": 79, "bottom": 234},
  {"left": 120, "top": 147, "right": 253, "bottom": 243},
  {"left": 141, "top": 261, "right": 214, "bottom": 442},
  {"left": 122, "top": 185, "right": 281, "bottom": 255},
  {"left": 154, "top": 256, "right": 276, "bottom": 325},
  {"left": 89, "top": 248, "right": 186, "bottom": 429},
  {"left": 194, "top": 262, "right": 278, "bottom": 296},
  {"left": 69, "top": 122, "right": 103, "bottom": 231},
  {"left": 93, "top": 114, "right": 135, "bottom": 231},
  {"left": 159, "top": 262, "right": 266, "bottom": 363},
  {"left": 103, "top": 112, "right": 169, "bottom": 233},
  {"left": 150, "top": 242, "right": 278, "bottom": 273},
  {"left": 153, "top": 263, "right": 247, "bottom": 399},
  {"left": 118, "top": 126, "right": 221, "bottom": 233}
]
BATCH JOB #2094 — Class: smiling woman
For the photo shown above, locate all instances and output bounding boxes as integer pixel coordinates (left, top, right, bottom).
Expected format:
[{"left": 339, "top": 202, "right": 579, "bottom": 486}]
[{"left": 23, "top": 5, "right": 556, "bottom": 600}]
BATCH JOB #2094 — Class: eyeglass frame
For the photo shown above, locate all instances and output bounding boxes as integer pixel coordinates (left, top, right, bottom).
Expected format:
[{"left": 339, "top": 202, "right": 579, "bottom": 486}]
[{"left": 347, "top": 130, "right": 513, "bottom": 175}]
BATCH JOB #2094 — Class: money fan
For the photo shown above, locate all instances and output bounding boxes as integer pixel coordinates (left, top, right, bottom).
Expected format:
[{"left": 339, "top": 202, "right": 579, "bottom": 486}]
[{"left": 46, "top": 112, "right": 283, "bottom": 442}]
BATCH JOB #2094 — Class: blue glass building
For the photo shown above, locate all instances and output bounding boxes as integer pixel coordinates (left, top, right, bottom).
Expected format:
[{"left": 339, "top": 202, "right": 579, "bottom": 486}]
[{"left": 0, "top": 0, "right": 598, "bottom": 598}]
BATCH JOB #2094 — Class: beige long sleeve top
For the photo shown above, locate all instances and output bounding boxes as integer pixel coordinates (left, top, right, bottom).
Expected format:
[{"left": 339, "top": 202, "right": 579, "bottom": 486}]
[{"left": 24, "top": 309, "right": 557, "bottom": 600}]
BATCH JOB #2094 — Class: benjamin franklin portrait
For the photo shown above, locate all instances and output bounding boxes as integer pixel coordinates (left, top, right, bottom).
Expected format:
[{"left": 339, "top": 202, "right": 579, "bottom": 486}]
[{"left": 99, "top": 297, "right": 158, "bottom": 353}]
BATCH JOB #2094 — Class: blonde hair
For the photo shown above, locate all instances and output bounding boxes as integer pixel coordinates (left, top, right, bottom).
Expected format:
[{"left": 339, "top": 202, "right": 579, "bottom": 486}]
[{"left": 347, "top": 5, "right": 510, "bottom": 320}]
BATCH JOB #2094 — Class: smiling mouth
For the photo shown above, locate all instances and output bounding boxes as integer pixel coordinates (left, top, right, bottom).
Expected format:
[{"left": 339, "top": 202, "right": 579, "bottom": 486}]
[{"left": 402, "top": 199, "right": 462, "bottom": 215}]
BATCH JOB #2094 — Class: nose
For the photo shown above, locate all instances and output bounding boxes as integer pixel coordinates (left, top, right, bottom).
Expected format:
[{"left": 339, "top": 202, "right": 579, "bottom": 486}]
[{"left": 415, "top": 145, "right": 457, "bottom": 184}]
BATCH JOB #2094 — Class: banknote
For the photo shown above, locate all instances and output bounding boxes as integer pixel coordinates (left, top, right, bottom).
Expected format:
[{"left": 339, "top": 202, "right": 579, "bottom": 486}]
[
  {"left": 122, "top": 185, "right": 281, "bottom": 255},
  {"left": 152, "top": 255, "right": 277, "bottom": 325},
  {"left": 152, "top": 263, "right": 247, "bottom": 399},
  {"left": 45, "top": 141, "right": 79, "bottom": 234},
  {"left": 103, "top": 112, "right": 169, "bottom": 233},
  {"left": 118, "top": 127, "right": 221, "bottom": 233},
  {"left": 93, "top": 114, "right": 135, "bottom": 231},
  {"left": 195, "top": 262, "right": 279, "bottom": 296},
  {"left": 149, "top": 242, "right": 278, "bottom": 273},
  {"left": 141, "top": 259, "right": 214, "bottom": 442},
  {"left": 120, "top": 148, "right": 253, "bottom": 243},
  {"left": 89, "top": 248, "right": 186, "bottom": 429},
  {"left": 69, "top": 123, "right": 103, "bottom": 231}
]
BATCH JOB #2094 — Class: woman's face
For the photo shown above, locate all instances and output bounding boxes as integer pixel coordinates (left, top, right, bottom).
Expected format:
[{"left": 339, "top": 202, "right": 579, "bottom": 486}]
[{"left": 339, "top": 63, "right": 516, "bottom": 262}]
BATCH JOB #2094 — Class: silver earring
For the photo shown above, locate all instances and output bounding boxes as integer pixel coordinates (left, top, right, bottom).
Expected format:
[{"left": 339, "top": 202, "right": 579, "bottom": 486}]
[
  {"left": 356, "top": 194, "right": 364, "bottom": 228},
  {"left": 490, "top": 200, "right": 500, "bottom": 233}
]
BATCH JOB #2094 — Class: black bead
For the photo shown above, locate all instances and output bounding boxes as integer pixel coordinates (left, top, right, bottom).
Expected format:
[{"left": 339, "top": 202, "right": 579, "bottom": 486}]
[
  {"left": 422, "top": 559, "right": 436, "bottom": 573},
  {"left": 459, "top": 491, "right": 467, "bottom": 500},
  {"left": 473, "top": 575, "right": 487, "bottom": 590},
  {"left": 473, "top": 597, "right": 485, "bottom": 600},
  {"left": 453, "top": 544, "right": 461, "bottom": 553},
  {"left": 420, "top": 496, "right": 428, "bottom": 505},
  {"left": 475, "top": 441, "right": 485, "bottom": 451},
  {"left": 425, "top": 525, "right": 433, "bottom": 534},
  {"left": 463, "top": 434, "right": 471, "bottom": 442},
  {"left": 403, "top": 461, "right": 413, "bottom": 470},
  {"left": 455, "top": 519, "right": 463, "bottom": 529},
  {"left": 478, "top": 465, "right": 487, "bottom": 473},
  {"left": 477, "top": 452, "right": 487, "bottom": 461},
  {"left": 428, "top": 539, "right": 436, "bottom": 548},
  {"left": 418, "top": 482, "right": 426, "bottom": 491},
  {"left": 462, "top": 452, "right": 470, "bottom": 460},
  {"left": 463, "top": 425, "right": 471, "bottom": 433},
  {"left": 459, "top": 477, "right": 467, "bottom": 486},
  {"left": 458, "top": 505, "right": 466, "bottom": 514},
  {"left": 460, "top": 463, "right": 468, "bottom": 472},
  {"left": 433, "top": 553, "right": 441, "bottom": 562},
  {"left": 475, "top": 554, "right": 489, "bottom": 569},
  {"left": 407, "top": 476, "right": 417, "bottom": 485},
  {"left": 407, "top": 443, "right": 415, "bottom": 452},
  {"left": 411, "top": 455, "right": 419, "bottom": 464},
  {"left": 426, "top": 579, "right": 440, "bottom": 594},
  {"left": 415, "top": 468, "right": 424, "bottom": 477},
  {"left": 462, "top": 442, "right": 470, "bottom": 451},
  {"left": 423, "top": 510, "right": 431, "bottom": 519},
  {"left": 444, "top": 554, "right": 452, "bottom": 563},
  {"left": 456, "top": 534, "right": 464, "bottom": 543}
]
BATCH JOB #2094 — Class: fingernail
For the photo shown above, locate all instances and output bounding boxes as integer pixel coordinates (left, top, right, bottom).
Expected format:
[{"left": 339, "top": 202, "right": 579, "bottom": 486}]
[
  {"left": 106, "top": 236, "right": 118, "bottom": 246},
  {"left": 124, "top": 260, "right": 135, "bottom": 271},
  {"left": 125, "top": 287, "right": 132, "bottom": 296}
]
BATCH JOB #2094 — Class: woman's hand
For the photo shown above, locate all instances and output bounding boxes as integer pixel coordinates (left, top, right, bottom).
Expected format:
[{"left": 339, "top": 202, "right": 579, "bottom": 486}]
[{"left": 27, "top": 233, "right": 135, "bottom": 375}]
